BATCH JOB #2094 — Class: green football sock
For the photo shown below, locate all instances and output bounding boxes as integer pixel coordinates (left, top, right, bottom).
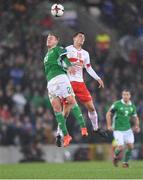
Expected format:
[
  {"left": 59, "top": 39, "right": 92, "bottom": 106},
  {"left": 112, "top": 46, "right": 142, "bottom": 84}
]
[
  {"left": 114, "top": 148, "right": 121, "bottom": 157},
  {"left": 71, "top": 104, "right": 86, "bottom": 128},
  {"left": 55, "top": 112, "right": 68, "bottom": 136},
  {"left": 122, "top": 149, "right": 132, "bottom": 163}
]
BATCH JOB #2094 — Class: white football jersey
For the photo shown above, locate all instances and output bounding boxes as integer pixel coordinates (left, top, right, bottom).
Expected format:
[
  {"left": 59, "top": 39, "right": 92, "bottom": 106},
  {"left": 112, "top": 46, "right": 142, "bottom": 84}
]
[{"left": 66, "top": 45, "right": 91, "bottom": 82}]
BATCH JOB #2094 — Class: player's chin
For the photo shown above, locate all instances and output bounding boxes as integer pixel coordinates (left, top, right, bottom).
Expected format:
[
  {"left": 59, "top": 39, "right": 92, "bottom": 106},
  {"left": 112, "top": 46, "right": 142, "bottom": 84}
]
[{"left": 78, "top": 41, "right": 84, "bottom": 45}]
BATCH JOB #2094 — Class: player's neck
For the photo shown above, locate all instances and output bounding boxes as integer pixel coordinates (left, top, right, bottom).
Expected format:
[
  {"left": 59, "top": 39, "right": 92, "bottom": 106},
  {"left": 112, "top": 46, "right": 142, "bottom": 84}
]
[
  {"left": 122, "top": 99, "right": 130, "bottom": 104},
  {"left": 73, "top": 44, "right": 82, "bottom": 51},
  {"left": 48, "top": 45, "right": 57, "bottom": 51}
]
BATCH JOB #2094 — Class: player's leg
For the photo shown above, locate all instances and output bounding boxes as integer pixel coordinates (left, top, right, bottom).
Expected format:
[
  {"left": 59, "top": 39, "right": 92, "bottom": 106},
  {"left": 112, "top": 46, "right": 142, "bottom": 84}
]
[
  {"left": 56, "top": 119, "right": 64, "bottom": 147},
  {"left": 70, "top": 81, "right": 107, "bottom": 138},
  {"left": 72, "top": 81, "right": 107, "bottom": 138},
  {"left": 51, "top": 97, "right": 67, "bottom": 135},
  {"left": 56, "top": 100, "right": 69, "bottom": 137},
  {"left": 48, "top": 75, "right": 73, "bottom": 147},
  {"left": 56, "top": 80, "right": 88, "bottom": 138},
  {"left": 65, "top": 95, "right": 88, "bottom": 136},
  {"left": 83, "top": 100, "right": 108, "bottom": 138},
  {"left": 56, "top": 96, "right": 89, "bottom": 143},
  {"left": 56, "top": 95, "right": 88, "bottom": 147},
  {"left": 84, "top": 100, "right": 98, "bottom": 131},
  {"left": 113, "top": 131, "right": 124, "bottom": 167},
  {"left": 54, "top": 75, "right": 88, "bottom": 146},
  {"left": 122, "top": 143, "right": 134, "bottom": 168},
  {"left": 56, "top": 97, "right": 88, "bottom": 147},
  {"left": 122, "top": 129, "right": 134, "bottom": 168},
  {"left": 50, "top": 96, "right": 72, "bottom": 147},
  {"left": 71, "top": 82, "right": 98, "bottom": 131},
  {"left": 63, "top": 98, "right": 75, "bottom": 118},
  {"left": 56, "top": 101, "right": 73, "bottom": 147}
]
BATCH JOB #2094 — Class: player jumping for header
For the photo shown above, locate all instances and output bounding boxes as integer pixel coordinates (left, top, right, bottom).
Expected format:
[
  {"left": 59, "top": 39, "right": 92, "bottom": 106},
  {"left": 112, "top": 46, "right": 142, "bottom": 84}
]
[
  {"left": 43, "top": 33, "right": 88, "bottom": 147},
  {"left": 56, "top": 32, "right": 108, "bottom": 147}
]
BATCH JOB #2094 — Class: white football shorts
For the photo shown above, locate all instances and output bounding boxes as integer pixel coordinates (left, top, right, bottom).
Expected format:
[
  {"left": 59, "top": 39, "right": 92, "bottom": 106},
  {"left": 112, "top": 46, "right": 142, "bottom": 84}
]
[
  {"left": 113, "top": 129, "right": 134, "bottom": 146},
  {"left": 47, "top": 74, "right": 74, "bottom": 101}
]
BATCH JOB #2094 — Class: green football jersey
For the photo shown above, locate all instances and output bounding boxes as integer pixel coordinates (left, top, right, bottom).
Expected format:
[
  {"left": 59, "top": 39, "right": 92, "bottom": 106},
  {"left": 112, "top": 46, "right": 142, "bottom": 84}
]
[
  {"left": 110, "top": 99, "right": 137, "bottom": 131},
  {"left": 43, "top": 46, "right": 72, "bottom": 81}
]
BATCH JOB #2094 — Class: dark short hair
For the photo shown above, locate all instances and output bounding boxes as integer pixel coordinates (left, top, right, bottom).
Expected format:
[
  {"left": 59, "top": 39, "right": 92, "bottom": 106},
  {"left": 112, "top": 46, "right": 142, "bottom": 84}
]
[
  {"left": 122, "top": 89, "right": 131, "bottom": 93},
  {"left": 48, "top": 32, "right": 60, "bottom": 41},
  {"left": 73, "top": 31, "right": 85, "bottom": 38}
]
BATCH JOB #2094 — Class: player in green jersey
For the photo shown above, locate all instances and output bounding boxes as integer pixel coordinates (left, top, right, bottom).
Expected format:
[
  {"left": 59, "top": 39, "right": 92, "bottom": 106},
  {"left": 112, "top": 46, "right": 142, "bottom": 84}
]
[
  {"left": 43, "top": 33, "right": 88, "bottom": 147},
  {"left": 106, "top": 89, "right": 140, "bottom": 168}
]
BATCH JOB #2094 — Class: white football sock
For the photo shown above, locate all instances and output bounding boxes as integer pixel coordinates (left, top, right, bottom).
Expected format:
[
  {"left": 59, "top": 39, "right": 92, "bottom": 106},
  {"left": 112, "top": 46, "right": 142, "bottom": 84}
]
[
  {"left": 57, "top": 125, "right": 63, "bottom": 136},
  {"left": 88, "top": 110, "right": 98, "bottom": 131}
]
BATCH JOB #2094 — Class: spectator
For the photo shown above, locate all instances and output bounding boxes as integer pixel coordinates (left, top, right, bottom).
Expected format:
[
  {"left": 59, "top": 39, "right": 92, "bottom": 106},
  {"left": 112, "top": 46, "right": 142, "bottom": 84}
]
[{"left": 95, "top": 33, "right": 111, "bottom": 64}]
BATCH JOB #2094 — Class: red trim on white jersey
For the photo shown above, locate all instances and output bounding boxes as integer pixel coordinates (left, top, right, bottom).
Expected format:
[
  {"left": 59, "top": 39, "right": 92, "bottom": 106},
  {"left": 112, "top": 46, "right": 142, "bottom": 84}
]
[
  {"left": 69, "top": 58, "right": 78, "bottom": 62},
  {"left": 86, "top": 64, "right": 91, "bottom": 68}
]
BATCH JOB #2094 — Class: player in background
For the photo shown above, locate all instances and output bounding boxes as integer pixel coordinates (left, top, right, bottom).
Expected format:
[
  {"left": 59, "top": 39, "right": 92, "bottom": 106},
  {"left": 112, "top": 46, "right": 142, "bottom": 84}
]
[
  {"left": 106, "top": 89, "right": 140, "bottom": 167},
  {"left": 43, "top": 33, "right": 88, "bottom": 147},
  {"left": 56, "top": 32, "right": 107, "bottom": 146}
]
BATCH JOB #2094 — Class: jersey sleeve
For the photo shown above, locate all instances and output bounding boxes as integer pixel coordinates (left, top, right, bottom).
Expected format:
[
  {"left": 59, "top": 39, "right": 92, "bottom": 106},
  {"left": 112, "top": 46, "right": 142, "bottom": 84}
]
[
  {"left": 65, "top": 46, "right": 70, "bottom": 58},
  {"left": 58, "top": 47, "right": 72, "bottom": 69},
  {"left": 109, "top": 102, "right": 118, "bottom": 113},
  {"left": 84, "top": 52, "right": 91, "bottom": 68}
]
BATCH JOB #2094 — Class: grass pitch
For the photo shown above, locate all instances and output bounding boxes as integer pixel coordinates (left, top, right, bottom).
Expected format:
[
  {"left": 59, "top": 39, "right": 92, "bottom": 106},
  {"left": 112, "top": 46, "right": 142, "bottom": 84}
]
[{"left": 0, "top": 161, "right": 143, "bottom": 179}]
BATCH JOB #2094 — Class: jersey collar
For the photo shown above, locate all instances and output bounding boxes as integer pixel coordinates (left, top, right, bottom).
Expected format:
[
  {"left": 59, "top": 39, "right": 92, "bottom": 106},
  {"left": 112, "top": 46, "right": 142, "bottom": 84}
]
[
  {"left": 73, "top": 45, "right": 82, "bottom": 51},
  {"left": 121, "top": 99, "right": 132, "bottom": 105},
  {"left": 48, "top": 45, "right": 57, "bottom": 51}
]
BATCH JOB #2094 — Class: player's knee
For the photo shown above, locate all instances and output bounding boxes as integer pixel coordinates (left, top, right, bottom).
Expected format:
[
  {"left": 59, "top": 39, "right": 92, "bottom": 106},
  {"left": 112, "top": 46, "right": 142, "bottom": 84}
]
[
  {"left": 128, "top": 144, "right": 134, "bottom": 150},
  {"left": 129, "top": 147, "right": 134, "bottom": 151},
  {"left": 84, "top": 101, "right": 95, "bottom": 112},
  {"left": 118, "top": 145, "right": 123, "bottom": 151},
  {"left": 87, "top": 105, "right": 95, "bottom": 112},
  {"left": 88, "top": 107, "right": 95, "bottom": 112},
  {"left": 66, "top": 96, "right": 76, "bottom": 106},
  {"left": 64, "top": 111, "right": 69, "bottom": 118},
  {"left": 53, "top": 105, "right": 62, "bottom": 113}
]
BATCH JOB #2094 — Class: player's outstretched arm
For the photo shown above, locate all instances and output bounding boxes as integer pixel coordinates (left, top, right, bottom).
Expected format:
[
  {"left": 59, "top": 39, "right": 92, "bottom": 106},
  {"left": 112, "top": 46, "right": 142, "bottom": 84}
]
[
  {"left": 133, "top": 116, "right": 140, "bottom": 133},
  {"left": 97, "top": 78, "right": 104, "bottom": 88},
  {"left": 85, "top": 66, "right": 104, "bottom": 88},
  {"left": 106, "top": 110, "right": 113, "bottom": 131}
]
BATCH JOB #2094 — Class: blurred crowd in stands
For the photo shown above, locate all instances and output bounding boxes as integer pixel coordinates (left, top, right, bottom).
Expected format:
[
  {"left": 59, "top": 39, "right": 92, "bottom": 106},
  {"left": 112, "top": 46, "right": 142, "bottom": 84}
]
[{"left": 0, "top": 0, "right": 143, "bottom": 160}]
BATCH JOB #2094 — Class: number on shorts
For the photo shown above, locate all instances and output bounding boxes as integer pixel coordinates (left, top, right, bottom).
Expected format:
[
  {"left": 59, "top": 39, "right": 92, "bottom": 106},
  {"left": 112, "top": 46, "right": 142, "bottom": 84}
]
[{"left": 67, "top": 87, "right": 72, "bottom": 94}]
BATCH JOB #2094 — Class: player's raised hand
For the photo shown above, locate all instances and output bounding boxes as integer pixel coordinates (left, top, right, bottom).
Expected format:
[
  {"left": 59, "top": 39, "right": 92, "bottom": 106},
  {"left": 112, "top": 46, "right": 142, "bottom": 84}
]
[
  {"left": 68, "top": 66, "right": 76, "bottom": 75},
  {"left": 97, "top": 78, "right": 104, "bottom": 88}
]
